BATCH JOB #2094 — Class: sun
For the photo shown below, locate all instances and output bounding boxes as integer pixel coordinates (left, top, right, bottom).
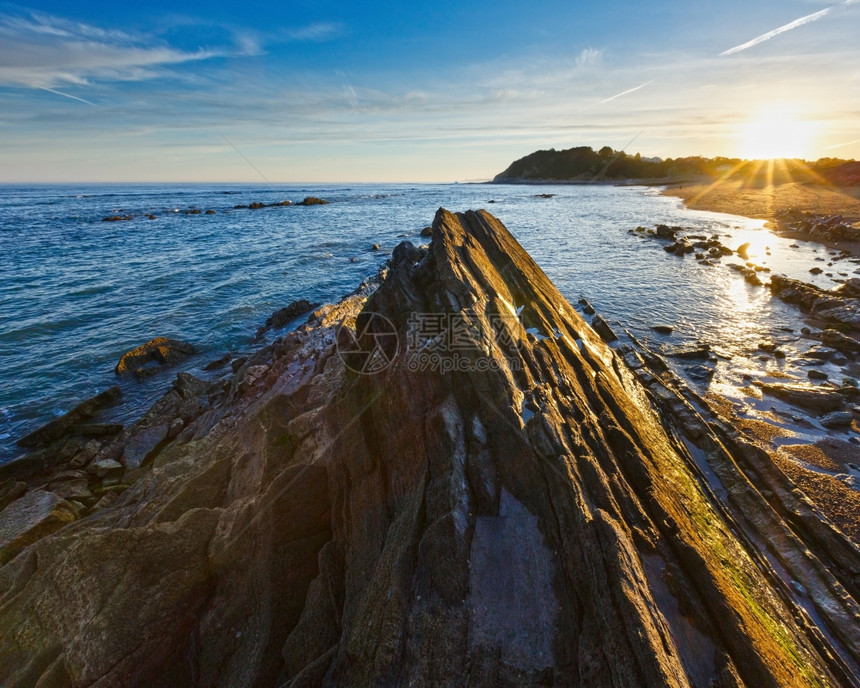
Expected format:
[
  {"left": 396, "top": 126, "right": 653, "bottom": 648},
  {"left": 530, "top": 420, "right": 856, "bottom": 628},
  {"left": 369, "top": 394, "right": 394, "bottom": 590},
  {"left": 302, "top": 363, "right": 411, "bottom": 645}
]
[{"left": 738, "top": 107, "right": 817, "bottom": 160}]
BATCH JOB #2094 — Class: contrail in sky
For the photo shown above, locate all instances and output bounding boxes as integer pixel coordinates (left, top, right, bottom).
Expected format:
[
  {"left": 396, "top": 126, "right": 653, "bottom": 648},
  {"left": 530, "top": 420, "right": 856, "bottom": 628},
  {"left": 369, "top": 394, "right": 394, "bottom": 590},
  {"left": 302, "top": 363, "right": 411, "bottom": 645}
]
[
  {"left": 39, "top": 87, "right": 97, "bottom": 106},
  {"left": 597, "top": 81, "right": 652, "bottom": 105},
  {"left": 575, "top": 81, "right": 652, "bottom": 113},
  {"left": 825, "top": 138, "right": 860, "bottom": 149},
  {"left": 720, "top": 2, "right": 850, "bottom": 56}
]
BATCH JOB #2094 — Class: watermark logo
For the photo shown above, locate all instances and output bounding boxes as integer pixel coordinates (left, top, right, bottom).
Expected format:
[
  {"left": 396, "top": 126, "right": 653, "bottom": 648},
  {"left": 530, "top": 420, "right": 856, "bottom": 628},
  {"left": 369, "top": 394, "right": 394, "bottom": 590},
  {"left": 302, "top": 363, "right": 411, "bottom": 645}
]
[
  {"left": 337, "top": 311, "right": 523, "bottom": 375},
  {"left": 336, "top": 312, "right": 400, "bottom": 374}
]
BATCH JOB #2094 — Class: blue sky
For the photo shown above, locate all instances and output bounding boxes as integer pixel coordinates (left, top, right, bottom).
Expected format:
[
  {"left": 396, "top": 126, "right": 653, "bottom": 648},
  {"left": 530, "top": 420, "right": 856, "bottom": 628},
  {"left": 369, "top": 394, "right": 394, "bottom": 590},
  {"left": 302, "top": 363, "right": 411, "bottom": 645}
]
[{"left": 1, "top": 0, "right": 858, "bottom": 181}]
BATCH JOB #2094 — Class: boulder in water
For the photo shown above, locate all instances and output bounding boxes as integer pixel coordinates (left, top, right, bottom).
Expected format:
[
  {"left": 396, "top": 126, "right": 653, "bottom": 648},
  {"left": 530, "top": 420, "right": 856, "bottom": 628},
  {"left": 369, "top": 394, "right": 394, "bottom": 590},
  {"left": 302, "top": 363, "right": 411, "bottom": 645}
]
[{"left": 115, "top": 337, "right": 196, "bottom": 377}]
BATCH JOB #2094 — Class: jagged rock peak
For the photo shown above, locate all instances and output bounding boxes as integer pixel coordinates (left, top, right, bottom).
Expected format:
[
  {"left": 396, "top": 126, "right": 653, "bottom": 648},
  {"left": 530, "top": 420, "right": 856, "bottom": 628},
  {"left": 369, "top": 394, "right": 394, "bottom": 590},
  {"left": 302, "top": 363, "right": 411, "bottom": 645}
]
[{"left": 0, "top": 208, "right": 857, "bottom": 687}]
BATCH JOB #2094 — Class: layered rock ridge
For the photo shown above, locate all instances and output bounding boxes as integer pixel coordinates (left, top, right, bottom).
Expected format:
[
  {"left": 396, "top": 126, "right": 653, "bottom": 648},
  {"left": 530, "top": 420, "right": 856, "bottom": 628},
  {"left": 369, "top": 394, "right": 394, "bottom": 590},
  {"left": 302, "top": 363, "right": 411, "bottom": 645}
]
[{"left": 0, "top": 209, "right": 858, "bottom": 687}]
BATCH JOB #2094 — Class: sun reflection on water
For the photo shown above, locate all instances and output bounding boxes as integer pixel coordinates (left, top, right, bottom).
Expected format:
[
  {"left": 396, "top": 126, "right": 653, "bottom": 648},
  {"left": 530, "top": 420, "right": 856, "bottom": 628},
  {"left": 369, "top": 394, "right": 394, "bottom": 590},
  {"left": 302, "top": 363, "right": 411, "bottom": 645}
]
[{"left": 711, "top": 267, "right": 774, "bottom": 357}]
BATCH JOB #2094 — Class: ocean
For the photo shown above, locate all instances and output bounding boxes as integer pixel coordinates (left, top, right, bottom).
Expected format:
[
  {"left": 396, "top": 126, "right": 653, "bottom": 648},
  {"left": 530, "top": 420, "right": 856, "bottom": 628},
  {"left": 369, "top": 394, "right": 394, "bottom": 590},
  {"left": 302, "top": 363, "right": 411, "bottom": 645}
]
[{"left": 0, "top": 182, "right": 849, "bottom": 463}]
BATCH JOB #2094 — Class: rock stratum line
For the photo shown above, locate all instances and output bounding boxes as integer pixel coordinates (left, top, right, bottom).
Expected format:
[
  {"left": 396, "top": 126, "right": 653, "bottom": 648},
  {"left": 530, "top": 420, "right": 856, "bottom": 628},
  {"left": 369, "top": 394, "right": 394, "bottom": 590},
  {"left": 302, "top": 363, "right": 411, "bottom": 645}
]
[{"left": 1, "top": 209, "right": 859, "bottom": 687}]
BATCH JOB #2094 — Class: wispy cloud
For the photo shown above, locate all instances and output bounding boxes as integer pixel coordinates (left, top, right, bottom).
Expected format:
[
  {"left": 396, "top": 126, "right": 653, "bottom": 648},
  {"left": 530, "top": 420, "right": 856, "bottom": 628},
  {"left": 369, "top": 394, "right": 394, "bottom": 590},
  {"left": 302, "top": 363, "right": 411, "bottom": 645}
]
[
  {"left": 720, "top": 4, "right": 839, "bottom": 56},
  {"left": 574, "top": 48, "right": 602, "bottom": 69},
  {"left": 0, "top": 11, "right": 225, "bottom": 89},
  {"left": 282, "top": 22, "right": 343, "bottom": 42}
]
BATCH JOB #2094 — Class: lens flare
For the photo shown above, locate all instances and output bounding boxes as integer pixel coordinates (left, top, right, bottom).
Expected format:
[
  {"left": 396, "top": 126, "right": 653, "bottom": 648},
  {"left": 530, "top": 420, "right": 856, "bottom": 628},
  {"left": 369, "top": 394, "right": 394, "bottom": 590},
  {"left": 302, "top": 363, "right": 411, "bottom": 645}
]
[{"left": 738, "top": 107, "right": 817, "bottom": 160}]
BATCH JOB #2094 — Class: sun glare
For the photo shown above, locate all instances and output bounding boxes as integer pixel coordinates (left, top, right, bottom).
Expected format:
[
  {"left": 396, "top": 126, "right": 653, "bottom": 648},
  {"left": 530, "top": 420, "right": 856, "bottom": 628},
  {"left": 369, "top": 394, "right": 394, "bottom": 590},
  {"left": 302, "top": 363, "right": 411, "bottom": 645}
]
[{"left": 738, "top": 107, "right": 817, "bottom": 160}]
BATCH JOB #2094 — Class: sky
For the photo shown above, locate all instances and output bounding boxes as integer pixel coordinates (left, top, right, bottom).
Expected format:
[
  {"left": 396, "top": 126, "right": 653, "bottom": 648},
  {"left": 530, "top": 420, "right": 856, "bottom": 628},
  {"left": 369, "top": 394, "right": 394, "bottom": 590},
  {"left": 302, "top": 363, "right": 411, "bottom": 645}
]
[{"left": 0, "top": 0, "right": 858, "bottom": 182}]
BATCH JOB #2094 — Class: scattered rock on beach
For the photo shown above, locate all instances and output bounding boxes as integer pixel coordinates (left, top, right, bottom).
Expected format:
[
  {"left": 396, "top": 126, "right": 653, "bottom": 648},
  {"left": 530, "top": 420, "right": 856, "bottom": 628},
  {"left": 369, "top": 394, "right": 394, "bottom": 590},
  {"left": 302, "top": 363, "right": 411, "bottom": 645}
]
[
  {"left": 773, "top": 207, "right": 860, "bottom": 243},
  {"left": 668, "top": 344, "right": 711, "bottom": 360},
  {"left": 102, "top": 215, "right": 132, "bottom": 222},
  {"left": 686, "top": 364, "right": 715, "bottom": 381},
  {"left": 726, "top": 263, "right": 763, "bottom": 286},
  {"left": 578, "top": 298, "right": 595, "bottom": 315},
  {"left": 822, "top": 330, "right": 860, "bottom": 356},
  {"left": 590, "top": 314, "right": 617, "bottom": 342},
  {"left": 819, "top": 411, "right": 854, "bottom": 429},
  {"left": 296, "top": 197, "right": 329, "bottom": 206},
  {"left": 760, "top": 383, "right": 844, "bottom": 412},
  {"left": 837, "top": 277, "right": 860, "bottom": 297},
  {"left": 654, "top": 224, "right": 676, "bottom": 239},
  {"left": 650, "top": 324, "right": 674, "bottom": 334},
  {"left": 769, "top": 275, "right": 860, "bottom": 331}
]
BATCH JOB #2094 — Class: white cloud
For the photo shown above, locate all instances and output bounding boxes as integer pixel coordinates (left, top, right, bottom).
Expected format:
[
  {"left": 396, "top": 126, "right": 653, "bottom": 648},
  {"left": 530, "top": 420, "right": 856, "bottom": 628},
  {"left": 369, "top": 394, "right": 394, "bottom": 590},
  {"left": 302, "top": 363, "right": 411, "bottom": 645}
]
[{"left": 0, "top": 11, "right": 224, "bottom": 88}]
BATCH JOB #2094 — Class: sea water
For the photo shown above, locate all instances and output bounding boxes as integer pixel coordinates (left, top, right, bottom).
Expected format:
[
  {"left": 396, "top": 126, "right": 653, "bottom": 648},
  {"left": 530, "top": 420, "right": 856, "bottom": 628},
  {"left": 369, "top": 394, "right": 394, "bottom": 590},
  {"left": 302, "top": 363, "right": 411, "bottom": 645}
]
[{"left": 0, "top": 182, "right": 850, "bottom": 463}]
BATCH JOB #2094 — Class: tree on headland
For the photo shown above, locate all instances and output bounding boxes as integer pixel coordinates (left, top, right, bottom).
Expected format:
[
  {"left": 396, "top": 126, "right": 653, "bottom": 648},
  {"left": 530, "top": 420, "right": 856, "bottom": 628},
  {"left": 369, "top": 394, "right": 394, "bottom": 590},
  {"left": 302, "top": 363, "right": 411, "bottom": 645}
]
[{"left": 493, "top": 146, "right": 858, "bottom": 184}]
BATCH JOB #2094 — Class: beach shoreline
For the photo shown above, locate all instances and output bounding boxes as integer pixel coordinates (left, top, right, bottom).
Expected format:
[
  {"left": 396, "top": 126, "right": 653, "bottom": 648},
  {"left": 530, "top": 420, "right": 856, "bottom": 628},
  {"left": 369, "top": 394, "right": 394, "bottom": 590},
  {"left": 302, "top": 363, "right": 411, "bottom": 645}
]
[{"left": 662, "top": 180, "right": 860, "bottom": 257}]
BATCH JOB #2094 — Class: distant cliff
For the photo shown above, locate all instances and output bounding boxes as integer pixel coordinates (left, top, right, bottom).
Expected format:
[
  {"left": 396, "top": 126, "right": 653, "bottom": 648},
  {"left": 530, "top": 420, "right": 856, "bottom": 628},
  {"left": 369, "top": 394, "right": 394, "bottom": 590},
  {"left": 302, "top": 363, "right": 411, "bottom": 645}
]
[
  {"left": 1, "top": 209, "right": 859, "bottom": 686},
  {"left": 493, "top": 145, "right": 859, "bottom": 184}
]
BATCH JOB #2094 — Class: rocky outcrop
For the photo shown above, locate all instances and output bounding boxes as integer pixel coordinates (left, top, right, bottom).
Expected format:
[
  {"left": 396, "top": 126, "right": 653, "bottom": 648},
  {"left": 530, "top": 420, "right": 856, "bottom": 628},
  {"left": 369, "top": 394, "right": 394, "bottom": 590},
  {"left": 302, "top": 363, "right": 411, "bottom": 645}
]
[
  {"left": 0, "top": 209, "right": 858, "bottom": 687},
  {"left": 255, "top": 299, "right": 321, "bottom": 339},
  {"left": 770, "top": 275, "right": 860, "bottom": 332},
  {"left": 772, "top": 208, "right": 860, "bottom": 243},
  {"left": 16, "top": 386, "right": 121, "bottom": 449},
  {"left": 760, "top": 383, "right": 846, "bottom": 412},
  {"left": 0, "top": 489, "right": 76, "bottom": 564}
]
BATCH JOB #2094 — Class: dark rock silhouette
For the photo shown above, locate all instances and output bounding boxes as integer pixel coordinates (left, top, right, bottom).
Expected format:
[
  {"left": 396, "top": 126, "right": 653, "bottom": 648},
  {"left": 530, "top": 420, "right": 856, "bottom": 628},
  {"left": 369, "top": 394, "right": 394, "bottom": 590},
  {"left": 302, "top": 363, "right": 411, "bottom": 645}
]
[{"left": 0, "top": 209, "right": 858, "bottom": 687}]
